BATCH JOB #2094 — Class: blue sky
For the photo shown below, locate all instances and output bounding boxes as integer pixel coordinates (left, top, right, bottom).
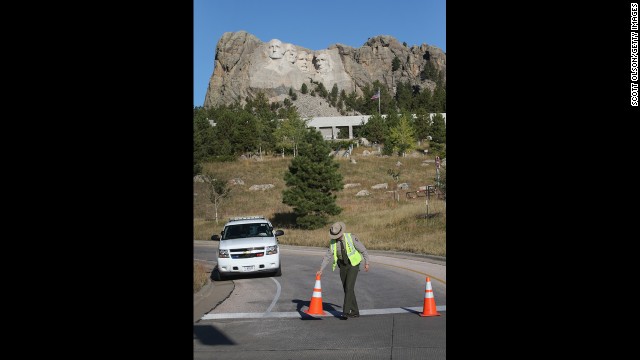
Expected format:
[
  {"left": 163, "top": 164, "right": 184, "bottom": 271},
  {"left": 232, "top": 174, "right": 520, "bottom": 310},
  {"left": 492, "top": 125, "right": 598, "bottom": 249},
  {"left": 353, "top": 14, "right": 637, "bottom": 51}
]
[{"left": 194, "top": 0, "right": 446, "bottom": 107}]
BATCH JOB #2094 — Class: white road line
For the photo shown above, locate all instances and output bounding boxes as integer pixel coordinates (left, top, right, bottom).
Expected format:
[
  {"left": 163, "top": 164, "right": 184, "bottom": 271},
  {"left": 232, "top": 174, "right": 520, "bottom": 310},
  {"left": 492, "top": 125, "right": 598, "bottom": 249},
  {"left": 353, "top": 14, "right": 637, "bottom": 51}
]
[
  {"left": 200, "top": 305, "right": 446, "bottom": 320},
  {"left": 265, "top": 278, "right": 281, "bottom": 313}
]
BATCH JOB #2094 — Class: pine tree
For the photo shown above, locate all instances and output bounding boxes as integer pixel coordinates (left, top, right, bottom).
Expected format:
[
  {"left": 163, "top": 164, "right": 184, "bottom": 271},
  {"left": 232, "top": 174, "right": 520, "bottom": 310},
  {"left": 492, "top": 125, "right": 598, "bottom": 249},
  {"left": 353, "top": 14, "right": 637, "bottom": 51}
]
[
  {"left": 388, "top": 112, "right": 417, "bottom": 156},
  {"left": 315, "top": 82, "right": 328, "bottom": 98},
  {"left": 193, "top": 107, "right": 215, "bottom": 173},
  {"left": 330, "top": 83, "right": 339, "bottom": 107},
  {"left": 395, "top": 81, "right": 414, "bottom": 111},
  {"left": 246, "top": 91, "right": 277, "bottom": 156},
  {"left": 360, "top": 113, "right": 387, "bottom": 143},
  {"left": 429, "top": 113, "right": 446, "bottom": 144},
  {"left": 392, "top": 56, "right": 401, "bottom": 71},
  {"left": 431, "top": 80, "right": 446, "bottom": 112},
  {"left": 412, "top": 108, "right": 431, "bottom": 142},
  {"left": 282, "top": 130, "right": 343, "bottom": 229}
]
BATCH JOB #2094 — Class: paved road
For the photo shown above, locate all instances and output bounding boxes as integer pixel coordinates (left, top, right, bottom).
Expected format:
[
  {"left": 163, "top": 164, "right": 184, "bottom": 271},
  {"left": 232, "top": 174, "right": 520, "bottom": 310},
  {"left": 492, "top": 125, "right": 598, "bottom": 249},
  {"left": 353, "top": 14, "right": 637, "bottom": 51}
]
[{"left": 194, "top": 241, "right": 446, "bottom": 360}]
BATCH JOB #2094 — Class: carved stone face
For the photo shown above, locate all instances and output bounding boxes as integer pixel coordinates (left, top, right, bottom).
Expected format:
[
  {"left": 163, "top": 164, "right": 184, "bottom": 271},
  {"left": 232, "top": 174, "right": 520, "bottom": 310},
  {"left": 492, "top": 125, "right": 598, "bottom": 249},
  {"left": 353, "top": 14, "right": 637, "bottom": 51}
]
[
  {"left": 284, "top": 44, "right": 297, "bottom": 64},
  {"left": 315, "top": 53, "right": 331, "bottom": 73},
  {"left": 268, "top": 39, "right": 284, "bottom": 59},
  {"left": 296, "top": 51, "right": 310, "bottom": 72}
]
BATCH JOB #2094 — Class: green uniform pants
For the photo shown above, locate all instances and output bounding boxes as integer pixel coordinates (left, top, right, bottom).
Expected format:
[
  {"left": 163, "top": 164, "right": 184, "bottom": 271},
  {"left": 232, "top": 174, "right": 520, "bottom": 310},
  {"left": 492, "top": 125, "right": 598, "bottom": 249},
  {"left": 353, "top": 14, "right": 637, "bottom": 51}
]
[{"left": 338, "top": 261, "right": 360, "bottom": 315}]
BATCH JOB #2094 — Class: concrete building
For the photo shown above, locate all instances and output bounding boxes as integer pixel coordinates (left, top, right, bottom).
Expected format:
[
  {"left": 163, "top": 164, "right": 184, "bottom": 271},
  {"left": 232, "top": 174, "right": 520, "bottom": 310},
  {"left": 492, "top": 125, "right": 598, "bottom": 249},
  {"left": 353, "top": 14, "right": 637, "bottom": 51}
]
[
  {"left": 209, "top": 113, "right": 446, "bottom": 140},
  {"left": 307, "top": 113, "right": 446, "bottom": 140}
]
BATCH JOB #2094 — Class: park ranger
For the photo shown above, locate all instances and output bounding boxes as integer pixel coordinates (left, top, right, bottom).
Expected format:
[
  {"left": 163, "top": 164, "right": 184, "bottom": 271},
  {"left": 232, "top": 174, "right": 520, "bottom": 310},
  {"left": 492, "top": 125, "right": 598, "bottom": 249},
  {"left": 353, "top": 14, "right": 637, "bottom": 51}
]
[{"left": 317, "top": 222, "right": 370, "bottom": 320}]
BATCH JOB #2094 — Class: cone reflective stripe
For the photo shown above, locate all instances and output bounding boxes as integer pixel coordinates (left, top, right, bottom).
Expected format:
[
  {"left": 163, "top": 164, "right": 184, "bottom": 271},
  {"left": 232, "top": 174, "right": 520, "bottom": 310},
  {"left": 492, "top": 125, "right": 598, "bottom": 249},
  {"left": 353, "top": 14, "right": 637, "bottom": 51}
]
[
  {"left": 419, "top": 277, "right": 441, "bottom": 317},
  {"left": 312, "top": 278, "right": 322, "bottom": 298},
  {"left": 305, "top": 274, "right": 329, "bottom": 316}
]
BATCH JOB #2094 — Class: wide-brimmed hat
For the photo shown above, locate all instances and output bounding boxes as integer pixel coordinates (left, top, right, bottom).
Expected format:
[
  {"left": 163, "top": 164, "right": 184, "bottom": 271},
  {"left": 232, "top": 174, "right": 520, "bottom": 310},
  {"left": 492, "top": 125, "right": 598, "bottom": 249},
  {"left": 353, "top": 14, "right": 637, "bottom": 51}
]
[{"left": 329, "top": 222, "right": 346, "bottom": 239}]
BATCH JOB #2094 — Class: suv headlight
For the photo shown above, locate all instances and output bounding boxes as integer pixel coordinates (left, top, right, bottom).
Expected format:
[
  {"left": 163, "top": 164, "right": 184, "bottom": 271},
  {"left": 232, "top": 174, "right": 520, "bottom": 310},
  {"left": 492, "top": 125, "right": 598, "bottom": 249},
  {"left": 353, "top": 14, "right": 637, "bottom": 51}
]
[
  {"left": 218, "top": 249, "right": 230, "bottom": 258},
  {"left": 266, "top": 245, "right": 278, "bottom": 255}
]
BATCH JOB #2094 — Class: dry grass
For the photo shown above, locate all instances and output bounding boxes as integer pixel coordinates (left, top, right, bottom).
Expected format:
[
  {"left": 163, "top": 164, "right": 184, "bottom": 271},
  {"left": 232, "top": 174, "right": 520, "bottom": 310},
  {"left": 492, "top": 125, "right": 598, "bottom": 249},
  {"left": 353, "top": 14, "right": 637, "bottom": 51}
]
[
  {"left": 194, "top": 147, "right": 445, "bottom": 257},
  {"left": 194, "top": 262, "right": 209, "bottom": 293}
]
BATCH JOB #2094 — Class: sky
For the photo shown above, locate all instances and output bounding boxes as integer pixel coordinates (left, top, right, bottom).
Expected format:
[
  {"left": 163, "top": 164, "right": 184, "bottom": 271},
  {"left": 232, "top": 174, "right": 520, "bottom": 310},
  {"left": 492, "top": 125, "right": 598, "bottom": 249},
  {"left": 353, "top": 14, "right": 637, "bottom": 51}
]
[{"left": 193, "top": 0, "right": 446, "bottom": 107}]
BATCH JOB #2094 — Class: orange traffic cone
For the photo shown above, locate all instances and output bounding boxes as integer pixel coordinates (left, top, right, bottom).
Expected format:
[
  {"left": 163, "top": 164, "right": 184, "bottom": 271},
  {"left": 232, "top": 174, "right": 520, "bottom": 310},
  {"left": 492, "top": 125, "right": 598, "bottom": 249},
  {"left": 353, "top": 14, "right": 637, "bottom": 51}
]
[
  {"left": 305, "top": 273, "right": 329, "bottom": 316},
  {"left": 419, "top": 277, "right": 441, "bottom": 317}
]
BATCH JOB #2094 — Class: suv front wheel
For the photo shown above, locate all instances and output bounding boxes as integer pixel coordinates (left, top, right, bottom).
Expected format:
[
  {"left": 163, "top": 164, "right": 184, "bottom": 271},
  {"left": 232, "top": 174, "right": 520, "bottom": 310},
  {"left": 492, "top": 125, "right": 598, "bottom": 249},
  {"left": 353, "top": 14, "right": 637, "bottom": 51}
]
[
  {"left": 212, "top": 266, "right": 225, "bottom": 281},
  {"left": 272, "top": 264, "right": 282, "bottom": 277}
]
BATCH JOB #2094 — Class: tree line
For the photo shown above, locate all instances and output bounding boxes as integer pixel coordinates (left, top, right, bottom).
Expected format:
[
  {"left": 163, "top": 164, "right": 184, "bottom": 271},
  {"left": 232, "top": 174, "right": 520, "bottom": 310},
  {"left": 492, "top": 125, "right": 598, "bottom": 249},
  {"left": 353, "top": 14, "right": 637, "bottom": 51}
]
[{"left": 194, "top": 80, "right": 446, "bottom": 175}]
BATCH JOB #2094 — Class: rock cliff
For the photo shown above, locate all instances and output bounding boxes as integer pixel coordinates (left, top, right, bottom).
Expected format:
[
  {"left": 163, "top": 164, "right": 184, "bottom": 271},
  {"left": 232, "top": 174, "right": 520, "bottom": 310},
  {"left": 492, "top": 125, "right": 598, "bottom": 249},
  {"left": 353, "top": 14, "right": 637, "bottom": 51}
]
[{"left": 203, "top": 31, "right": 446, "bottom": 116}]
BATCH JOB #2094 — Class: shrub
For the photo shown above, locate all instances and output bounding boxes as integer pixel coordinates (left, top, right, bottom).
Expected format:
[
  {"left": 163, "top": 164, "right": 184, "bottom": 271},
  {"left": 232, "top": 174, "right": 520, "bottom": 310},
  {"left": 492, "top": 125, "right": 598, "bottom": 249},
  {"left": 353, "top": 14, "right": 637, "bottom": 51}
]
[{"left": 429, "top": 141, "right": 446, "bottom": 158}]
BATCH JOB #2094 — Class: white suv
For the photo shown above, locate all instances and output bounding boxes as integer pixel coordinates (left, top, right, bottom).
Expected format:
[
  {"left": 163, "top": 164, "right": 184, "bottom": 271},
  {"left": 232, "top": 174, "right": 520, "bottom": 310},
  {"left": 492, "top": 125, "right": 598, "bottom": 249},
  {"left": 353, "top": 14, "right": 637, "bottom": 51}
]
[{"left": 211, "top": 216, "right": 284, "bottom": 281}]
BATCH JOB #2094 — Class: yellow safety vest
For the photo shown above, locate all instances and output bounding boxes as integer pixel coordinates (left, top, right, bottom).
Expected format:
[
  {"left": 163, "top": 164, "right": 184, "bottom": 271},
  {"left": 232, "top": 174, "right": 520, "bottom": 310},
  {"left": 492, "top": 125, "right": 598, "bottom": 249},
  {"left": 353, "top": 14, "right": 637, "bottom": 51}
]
[{"left": 331, "top": 233, "right": 363, "bottom": 271}]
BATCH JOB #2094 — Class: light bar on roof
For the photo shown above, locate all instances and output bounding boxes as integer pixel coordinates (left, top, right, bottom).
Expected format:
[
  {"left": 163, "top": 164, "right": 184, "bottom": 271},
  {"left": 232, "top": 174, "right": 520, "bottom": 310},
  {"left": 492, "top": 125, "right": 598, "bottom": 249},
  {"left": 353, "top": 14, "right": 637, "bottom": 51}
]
[{"left": 229, "top": 216, "right": 265, "bottom": 222}]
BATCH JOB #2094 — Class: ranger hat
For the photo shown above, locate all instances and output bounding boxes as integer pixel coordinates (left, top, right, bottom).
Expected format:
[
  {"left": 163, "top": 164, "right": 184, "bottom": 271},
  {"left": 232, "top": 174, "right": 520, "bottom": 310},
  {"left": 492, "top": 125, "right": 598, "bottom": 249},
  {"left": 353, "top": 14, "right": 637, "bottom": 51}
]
[{"left": 329, "top": 222, "right": 346, "bottom": 240}]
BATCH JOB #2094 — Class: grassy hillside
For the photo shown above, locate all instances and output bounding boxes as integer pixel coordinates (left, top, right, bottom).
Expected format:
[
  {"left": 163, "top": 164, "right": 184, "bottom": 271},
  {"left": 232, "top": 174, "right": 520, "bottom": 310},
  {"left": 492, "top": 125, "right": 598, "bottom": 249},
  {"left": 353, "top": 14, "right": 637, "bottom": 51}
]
[{"left": 194, "top": 146, "right": 445, "bottom": 257}]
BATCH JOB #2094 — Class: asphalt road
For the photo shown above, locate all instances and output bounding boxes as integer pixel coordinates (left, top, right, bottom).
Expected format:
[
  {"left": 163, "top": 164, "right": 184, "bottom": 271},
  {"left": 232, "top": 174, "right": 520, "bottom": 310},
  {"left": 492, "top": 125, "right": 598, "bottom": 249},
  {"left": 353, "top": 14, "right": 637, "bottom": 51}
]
[{"left": 194, "top": 241, "right": 446, "bottom": 360}]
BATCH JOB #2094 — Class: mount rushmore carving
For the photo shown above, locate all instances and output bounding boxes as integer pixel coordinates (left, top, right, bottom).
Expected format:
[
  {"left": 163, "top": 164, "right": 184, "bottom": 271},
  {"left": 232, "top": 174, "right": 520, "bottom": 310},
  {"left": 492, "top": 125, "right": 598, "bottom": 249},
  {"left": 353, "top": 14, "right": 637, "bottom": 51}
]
[{"left": 203, "top": 31, "right": 446, "bottom": 109}]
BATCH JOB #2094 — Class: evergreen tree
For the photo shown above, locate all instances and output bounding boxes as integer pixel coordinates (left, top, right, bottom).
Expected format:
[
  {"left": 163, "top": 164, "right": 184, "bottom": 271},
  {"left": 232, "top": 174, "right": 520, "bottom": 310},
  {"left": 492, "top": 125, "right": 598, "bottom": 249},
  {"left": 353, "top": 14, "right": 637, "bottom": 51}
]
[
  {"left": 330, "top": 83, "right": 339, "bottom": 107},
  {"left": 429, "top": 113, "right": 446, "bottom": 144},
  {"left": 385, "top": 109, "right": 401, "bottom": 131},
  {"left": 210, "top": 106, "right": 240, "bottom": 158},
  {"left": 420, "top": 59, "right": 439, "bottom": 81},
  {"left": 345, "top": 90, "right": 358, "bottom": 113},
  {"left": 235, "top": 108, "right": 259, "bottom": 153},
  {"left": 431, "top": 79, "right": 446, "bottom": 112},
  {"left": 360, "top": 113, "right": 387, "bottom": 143},
  {"left": 388, "top": 112, "right": 417, "bottom": 156},
  {"left": 282, "top": 130, "right": 343, "bottom": 229},
  {"left": 415, "top": 86, "right": 432, "bottom": 111},
  {"left": 246, "top": 91, "right": 277, "bottom": 156},
  {"left": 193, "top": 107, "right": 214, "bottom": 174},
  {"left": 315, "top": 82, "right": 328, "bottom": 98},
  {"left": 412, "top": 108, "right": 431, "bottom": 142},
  {"left": 395, "top": 81, "right": 414, "bottom": 111},
  {"left": 392, "top": 56, "right": 401, "bottom": 71},
  {"left": 301, "top": 83, "right": 308, "bottom": 94}
]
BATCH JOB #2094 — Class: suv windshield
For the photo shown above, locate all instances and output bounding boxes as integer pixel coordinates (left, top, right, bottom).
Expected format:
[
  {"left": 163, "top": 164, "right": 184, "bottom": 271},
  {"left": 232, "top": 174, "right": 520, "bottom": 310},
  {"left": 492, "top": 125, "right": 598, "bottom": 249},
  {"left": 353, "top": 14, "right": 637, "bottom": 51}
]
[{"left": 222, "top": 223, "right": 274, "bottom": 240}]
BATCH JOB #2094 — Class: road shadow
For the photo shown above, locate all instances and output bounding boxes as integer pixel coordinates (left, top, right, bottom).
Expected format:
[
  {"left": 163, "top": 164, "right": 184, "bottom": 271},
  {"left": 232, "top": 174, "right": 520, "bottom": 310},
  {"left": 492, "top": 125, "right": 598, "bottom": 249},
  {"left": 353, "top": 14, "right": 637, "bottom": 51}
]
[
  {"left": 401, "top": 307, "right": 421, "bottom": 315},
  {"left": 193, "top": 324, "right": 236, "bottom": 346},
  {"left": 292, "top": 299, "right": 342, "bottom": 320}
]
